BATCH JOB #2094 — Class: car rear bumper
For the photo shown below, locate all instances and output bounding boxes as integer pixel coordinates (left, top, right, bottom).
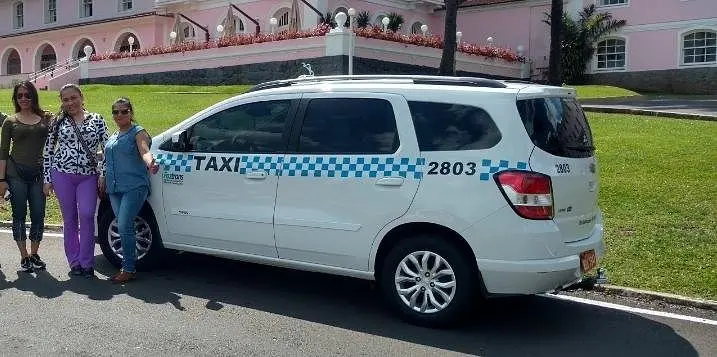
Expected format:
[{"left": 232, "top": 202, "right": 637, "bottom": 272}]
[{"left": 476, "top": 219, "right": 605, "bottom": 295}]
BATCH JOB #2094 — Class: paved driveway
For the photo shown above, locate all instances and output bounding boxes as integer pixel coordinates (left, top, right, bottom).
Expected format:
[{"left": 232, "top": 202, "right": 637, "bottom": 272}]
[
  {"left": 581, "top": 95, "right": 717, "bottom": 119},
  {"left": 1, "top": 232, "right": 716, "bottom": 356}
]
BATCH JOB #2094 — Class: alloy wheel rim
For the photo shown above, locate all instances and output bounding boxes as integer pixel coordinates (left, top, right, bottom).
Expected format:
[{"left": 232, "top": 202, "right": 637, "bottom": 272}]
[
  {"left": 107, "top": 216, "right": 152, "bottom": 260},
  {"left": 394, "top": 250, "right": 457, "bottom": 314}
]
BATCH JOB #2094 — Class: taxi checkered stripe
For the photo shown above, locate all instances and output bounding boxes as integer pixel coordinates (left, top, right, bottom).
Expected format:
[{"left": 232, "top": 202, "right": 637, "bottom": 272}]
[
  {"left": 155, "top": 153, "right": 194, "bottom": 172},
  {"left": 156, "top": 153, "right": 528, "bottom": 180},
  {"left": 240, "top": 155, "right": 425, "bottom": 180},
  {"left": 479, "top": 159, "right": 528, "bottom": 181}
]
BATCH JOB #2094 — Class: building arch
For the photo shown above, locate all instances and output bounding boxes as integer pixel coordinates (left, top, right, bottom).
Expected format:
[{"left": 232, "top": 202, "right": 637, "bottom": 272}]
[
  {"left": 34, "top": 42, "right": 57, "bottom": 71},
  {"left": 113, "top": 30, "right": 141, "bottom": 52},
  {"left": 1, "top": 46, "right": 22, "bottom": 75},
  {"left": 70, "top": 36, "right": 97, "bottom": 59}
]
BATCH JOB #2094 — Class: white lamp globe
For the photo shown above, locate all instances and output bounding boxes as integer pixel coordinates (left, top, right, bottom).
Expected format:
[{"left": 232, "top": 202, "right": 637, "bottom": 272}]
[
  {"left": 382, "top": 16, "right": 390, "bottom": 26},
  {"left": 169, "top": 31, "right": 177, "bottom": 40},
  {"left": 128, "top": 36, "right": 135, "bottom": 45},
  {"left": 270, "top": 17, "right": 278, "bottom": 26},
  {"left": 335, "top": 12, "right": 347, "bottom": 27},
  {"left": 216, "top": 24, "right": 224, "bottom": 33},
  {"left": 83, "top": 45, "right": 93, "bottom": 57},
  {"left": 420, "top": 24, "right": 428, "bottom": 34},
  {"left": 348, "top": 8, "right": 356, "bottom": 17}
]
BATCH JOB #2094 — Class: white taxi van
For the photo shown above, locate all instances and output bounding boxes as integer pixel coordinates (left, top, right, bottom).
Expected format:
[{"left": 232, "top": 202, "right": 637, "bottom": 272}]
[{"left": 96, "top": 75, "right": 604, "bottom": 327}]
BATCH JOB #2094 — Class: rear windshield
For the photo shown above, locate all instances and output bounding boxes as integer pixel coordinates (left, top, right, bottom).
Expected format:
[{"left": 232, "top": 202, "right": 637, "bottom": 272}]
[{"left": 516, "top": 97, "right": 594, "bottom": 158}]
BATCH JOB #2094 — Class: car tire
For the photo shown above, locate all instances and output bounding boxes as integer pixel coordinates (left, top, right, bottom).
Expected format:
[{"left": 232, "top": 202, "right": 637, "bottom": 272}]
[
  {"left": 378, "top": 235, "right": 479, "bottom": 328},
  {"left": 97, "top": 203, "right": 164, "bottom": 271}
]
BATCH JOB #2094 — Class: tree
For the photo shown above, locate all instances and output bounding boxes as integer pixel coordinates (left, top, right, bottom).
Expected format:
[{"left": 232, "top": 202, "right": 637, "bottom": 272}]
[
  {"left": 438, "top": 0, "right": 467, "bottom": 76},
  {"left": 545, "top": 4, "right": 627, "bottom": 84},
  {"left": 548, "top": 0, "right": 563, "bottom": 85}
]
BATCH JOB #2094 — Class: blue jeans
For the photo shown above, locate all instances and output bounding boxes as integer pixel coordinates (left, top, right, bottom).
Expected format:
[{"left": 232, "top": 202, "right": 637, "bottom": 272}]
[
  {"left": 7, "top": 177, "right": 46, "bottom": 242},
  {"left": 108, "top": 186, "right": 148, "bottom": 273}
]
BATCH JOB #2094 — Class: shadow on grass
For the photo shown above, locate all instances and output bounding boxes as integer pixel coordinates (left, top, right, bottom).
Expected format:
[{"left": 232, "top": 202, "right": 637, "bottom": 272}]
[{"left": 4, "top": 251, "right": 695, "bottom": 357}]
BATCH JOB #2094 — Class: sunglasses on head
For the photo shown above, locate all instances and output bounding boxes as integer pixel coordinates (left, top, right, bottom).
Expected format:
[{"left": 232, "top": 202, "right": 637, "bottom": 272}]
[
  {"left": 15, "top": 93, "right": 32, "bottom": 99},
  {"left": 112, "top": 109, "right": 131, "bottom": 115}
]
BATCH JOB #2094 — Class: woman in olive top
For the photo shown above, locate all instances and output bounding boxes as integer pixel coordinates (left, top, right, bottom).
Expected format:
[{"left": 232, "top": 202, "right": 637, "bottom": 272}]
[{"left": 0, "top": 81, "right": 50, "bottom": 272}]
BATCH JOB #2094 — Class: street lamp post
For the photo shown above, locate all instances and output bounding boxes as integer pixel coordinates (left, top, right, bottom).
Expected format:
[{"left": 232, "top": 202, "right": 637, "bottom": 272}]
[
  {"left": 456, "top": 31, "right": 462, "bottom": 51},
  {"left": 128, "top": 35, "right": 135, "bottom": 53},
  {"left": 269, "top": 17, "right": 278, "bottom": 33},
  {"left": 421, "top": 24, "right": 428, "bottom": 36},
  {"left": 216, "top": 24, "right": 224, "bottom": 37},
  {"left": 169, "top": 31, "right": 177, "bottom": 44},
  {"left": 382, "top": 16, "right": 390, "bottom": 33},
  {"left": 348, "top": 8, "right": 356, "bottom": 76}
]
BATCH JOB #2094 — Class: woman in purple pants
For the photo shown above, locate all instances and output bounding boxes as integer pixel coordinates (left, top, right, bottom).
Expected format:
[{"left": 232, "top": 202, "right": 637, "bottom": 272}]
[{"left": 43, "top": 84, "right": 108, "bottom": 278}]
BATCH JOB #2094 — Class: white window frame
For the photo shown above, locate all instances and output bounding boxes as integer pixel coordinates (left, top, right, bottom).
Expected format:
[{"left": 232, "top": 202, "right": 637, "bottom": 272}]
[
  {"left": 12, "top": 1, "right": 24, "bottom": 29},
  {"left": 79, "top": 0, "right": 93, "bottom": 18},
  {"left": 596, "top": 0, "right": 628, "bottom": 8},
  {"left": 44, "top": 0, "right": 57, "bottom": 23},
  {"left": 119, "top": 0, "right": 132, "bottom": 12},
  {"left": 679, "top": 28, "right": 717, "bottom": 67},
  {"left": 594, "top": 36, "right": 627, "bottom": 72}
]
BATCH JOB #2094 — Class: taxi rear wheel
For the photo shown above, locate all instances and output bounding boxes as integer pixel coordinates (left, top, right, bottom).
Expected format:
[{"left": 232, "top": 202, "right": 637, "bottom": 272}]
[
  {"left": 378, "top": 235, "right": 479, "bottom": 328},
  {"left": 98, "top": 204, "right": 164, "bottom": 271}
]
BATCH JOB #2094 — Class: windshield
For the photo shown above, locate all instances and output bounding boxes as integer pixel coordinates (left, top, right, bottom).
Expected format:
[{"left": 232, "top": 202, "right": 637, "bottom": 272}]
[{"left": 516, "top": 97, "right": 594, "bottom": 158}]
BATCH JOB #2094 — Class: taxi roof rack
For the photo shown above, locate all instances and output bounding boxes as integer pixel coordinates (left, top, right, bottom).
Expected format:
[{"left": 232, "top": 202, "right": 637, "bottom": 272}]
[{"left": 247, "top": 74, "right": 508, "bottom": 92}]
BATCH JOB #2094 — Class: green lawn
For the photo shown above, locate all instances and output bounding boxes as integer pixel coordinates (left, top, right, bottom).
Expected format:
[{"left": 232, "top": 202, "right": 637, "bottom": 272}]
[
  {"left": 570, "top": 85, "right": 640, "bottom": 99},
  {"left": 0, "top": 84, "right": 714, "bottom": 301}
]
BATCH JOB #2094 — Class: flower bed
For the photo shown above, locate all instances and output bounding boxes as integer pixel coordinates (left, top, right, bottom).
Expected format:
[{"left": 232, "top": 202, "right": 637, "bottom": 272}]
[
  {"left": 90, "top": 24, "right": 525, "bottom": 64},
  {"left": 354, "top": 25, "right": 526, "bottom": 63},
  {"left": 90, "top": 24, "right": 333, "bottom": 61}
]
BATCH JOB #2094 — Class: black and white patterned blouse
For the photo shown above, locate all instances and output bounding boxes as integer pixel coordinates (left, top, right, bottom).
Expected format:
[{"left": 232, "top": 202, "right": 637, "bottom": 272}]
[{"left": 42, "top": 111, "right": 109, "bottom": 184}]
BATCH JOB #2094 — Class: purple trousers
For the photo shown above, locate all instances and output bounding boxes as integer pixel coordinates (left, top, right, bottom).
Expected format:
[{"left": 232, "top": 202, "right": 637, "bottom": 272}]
[{"left": 51, "top": 170, "right": 98, "bottom": 269}]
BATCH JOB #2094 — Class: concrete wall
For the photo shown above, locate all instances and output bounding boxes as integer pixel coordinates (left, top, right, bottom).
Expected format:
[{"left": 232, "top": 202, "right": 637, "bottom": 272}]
[
  {"left": 588, "top": 67, "right": 717, "bottom": 94},
  {"left": 80, "top": 55, "right": 517, "bottom": 86}
]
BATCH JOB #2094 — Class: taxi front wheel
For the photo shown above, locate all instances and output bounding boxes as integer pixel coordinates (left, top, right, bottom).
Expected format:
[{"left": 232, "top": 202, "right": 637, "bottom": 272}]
[
  {"left": 378, "top": 235, "right": 479, "bottom": 328},
  {"left": 98, "top": 204, "right": 164, "bottom": 271}
]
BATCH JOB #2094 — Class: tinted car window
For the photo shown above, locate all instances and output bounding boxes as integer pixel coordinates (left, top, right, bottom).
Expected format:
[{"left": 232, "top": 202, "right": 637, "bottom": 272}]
[
  {"left": 297, "top": 98, "right": 399, "bottom": 154},
  {"left": 516, "top": 97, "right": 594, "bottom": 158},
  {"left": 184, "top": 100, "right": 292, "bottom": 154},
  {"left": 407, "top": 101, "right": 501, "bottom": 151}
]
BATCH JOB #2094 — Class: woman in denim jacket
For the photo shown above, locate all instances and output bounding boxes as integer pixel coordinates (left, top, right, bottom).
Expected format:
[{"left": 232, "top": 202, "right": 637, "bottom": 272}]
[{"left": 99, "top": 97, "right": 158, "bottom": 284}]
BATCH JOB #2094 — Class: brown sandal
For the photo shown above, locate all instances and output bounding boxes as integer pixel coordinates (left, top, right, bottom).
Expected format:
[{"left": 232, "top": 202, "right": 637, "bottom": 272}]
[{"left": 110, "top": 271, "right": 136, "bottom": 284}]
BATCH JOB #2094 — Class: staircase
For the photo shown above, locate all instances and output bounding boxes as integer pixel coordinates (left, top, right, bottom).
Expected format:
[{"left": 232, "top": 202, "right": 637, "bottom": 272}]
[{"left": 28, "top": 58, "right": 82, "bottom": 90}]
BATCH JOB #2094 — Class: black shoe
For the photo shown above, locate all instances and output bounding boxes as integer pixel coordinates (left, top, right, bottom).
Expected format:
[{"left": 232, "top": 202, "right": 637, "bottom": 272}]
[
  {"left": 29, "top": 254, "right": 46, "bottom": 270},
  {"left": 20, "top": 257, "right": 33, "bottom": 272},
  {"left": 82, "top": 267, "right": 95, "bottom": 278},
  {"left": 69, "top": 265, "right": 84, "bottom": 276}
]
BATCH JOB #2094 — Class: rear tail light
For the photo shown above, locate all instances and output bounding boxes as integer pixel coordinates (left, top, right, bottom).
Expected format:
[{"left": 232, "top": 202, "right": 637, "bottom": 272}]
[{"left": 494, "top": 170, "right": 553, "bottom": 220}]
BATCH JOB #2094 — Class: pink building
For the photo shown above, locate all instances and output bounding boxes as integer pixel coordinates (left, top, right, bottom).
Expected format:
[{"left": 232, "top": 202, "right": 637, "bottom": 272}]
[{"left": 0, "top": 0, "right": 714, "bottom": 93}]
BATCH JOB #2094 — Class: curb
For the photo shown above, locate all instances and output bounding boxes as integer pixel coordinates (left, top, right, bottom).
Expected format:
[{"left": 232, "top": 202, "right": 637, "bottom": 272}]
[
  {"left": 0, "top": 220, "right": 64, "bottom": 233},
  {"left": 582, "top": 105, "right": 717, "bottom": 121},
  {"left": 593, "top": 284, "right": 717, "bottom": 312}
]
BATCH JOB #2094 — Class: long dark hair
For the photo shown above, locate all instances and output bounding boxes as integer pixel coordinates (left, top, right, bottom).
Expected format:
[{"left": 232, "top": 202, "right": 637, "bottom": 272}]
[{"left": 12, "top": 81, "right": 44, "bottom": 116}]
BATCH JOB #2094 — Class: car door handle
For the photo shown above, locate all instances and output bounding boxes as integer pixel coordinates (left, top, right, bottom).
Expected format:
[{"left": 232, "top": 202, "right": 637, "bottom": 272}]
[
  {"left": 246, "top": 170, "right": 268, "bottom": 180},
  {"left": 376, "top": 177, "right": 404, "bottom": 186}
]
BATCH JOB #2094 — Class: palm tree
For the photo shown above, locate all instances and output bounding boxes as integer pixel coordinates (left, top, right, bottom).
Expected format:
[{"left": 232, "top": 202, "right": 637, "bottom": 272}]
[
  {"left": 438, "top": 0, "right": 467, "bottom": 76},
  {"left": 545, "top": 4, "right": 627, "bottom": 84}
]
